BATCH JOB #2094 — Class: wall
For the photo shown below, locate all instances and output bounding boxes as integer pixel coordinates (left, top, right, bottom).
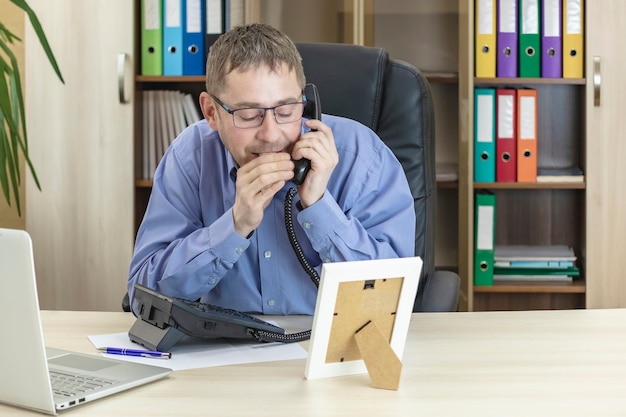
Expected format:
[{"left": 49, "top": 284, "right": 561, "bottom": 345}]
[{"left": 0, "top": 0, "right": 26, "bottom": 229}]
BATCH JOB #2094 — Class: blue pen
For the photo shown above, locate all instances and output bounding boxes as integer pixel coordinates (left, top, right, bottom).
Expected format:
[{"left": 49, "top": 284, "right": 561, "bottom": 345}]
[{"left": 97, "top": 347, "right": 171, "bottom": 359}]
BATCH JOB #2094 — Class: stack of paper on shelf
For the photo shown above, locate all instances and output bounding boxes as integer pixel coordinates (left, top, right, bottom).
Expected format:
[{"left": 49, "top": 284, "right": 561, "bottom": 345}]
[
  {"left": 493, "top": 245, "right": 579, "bottom": 282},
  {"left": 142, "top": 90, "right": 202, "bottom": 180},
  {"left": 536, "top": 166, "right": 584, "bottom": 183}
]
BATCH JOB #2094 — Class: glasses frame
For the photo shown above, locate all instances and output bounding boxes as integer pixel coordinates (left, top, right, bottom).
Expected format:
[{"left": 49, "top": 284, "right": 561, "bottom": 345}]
[{"left": 210, "top": 93, "right": 307, "bottom": 129}]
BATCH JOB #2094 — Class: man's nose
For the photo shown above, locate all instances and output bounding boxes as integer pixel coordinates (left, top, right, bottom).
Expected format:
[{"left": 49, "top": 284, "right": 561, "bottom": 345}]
[{"left": 255, "top": 110, "right": 282, "bottom": 139}]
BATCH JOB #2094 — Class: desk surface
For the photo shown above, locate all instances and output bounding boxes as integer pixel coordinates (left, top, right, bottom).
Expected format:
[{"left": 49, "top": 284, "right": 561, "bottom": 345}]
[{"left": 3, "top": 309, "right": 626, "bottom": 416}]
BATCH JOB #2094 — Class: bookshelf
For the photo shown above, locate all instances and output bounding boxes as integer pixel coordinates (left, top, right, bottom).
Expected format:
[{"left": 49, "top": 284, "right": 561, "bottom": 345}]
[
  {"left": 458, "top": 0, "right": 588, "bottom": 311},
  {"left": 458, "top": 0, "right": 626, "bottom": 311}
]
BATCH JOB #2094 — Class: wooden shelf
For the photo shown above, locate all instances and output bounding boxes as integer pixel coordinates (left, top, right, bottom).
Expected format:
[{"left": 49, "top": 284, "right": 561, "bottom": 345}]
[
  {"left": 474, "top": 77, "right": 586, "bottom": 85},
  {"left": 135, "top": 179, "right": 153, "bottom": 188},
  {"left": 437, "top": 181, "right": 458, "bottom": 189},
  {"left": 137, "top": 75, "right": 205, "bottom": 83},
  {"left": 424, "top": 72, "right": 458, "bottom": 84},
  {"left": 137, "top": 73, "right": 462, "bottom": 85},
  {"left": 137, "top": 73, "right": 462, "bottom": 84},
  {"left": 474, "top": 280, "right": 586, "bottom": 294},
  {"left": 474, "top": 182, "right": 585, "bottom": 190}
]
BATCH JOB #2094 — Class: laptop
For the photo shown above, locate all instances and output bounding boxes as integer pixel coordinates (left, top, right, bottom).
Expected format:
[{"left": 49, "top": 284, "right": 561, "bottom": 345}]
[{"left": 0, "top": 228, "right": 172, "bottom": 414}]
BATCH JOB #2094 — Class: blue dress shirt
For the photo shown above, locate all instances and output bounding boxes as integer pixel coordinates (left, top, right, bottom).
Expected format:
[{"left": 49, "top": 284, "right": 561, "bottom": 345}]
[{"left": 128, "top": 114, "right": 416, "bottom": 315}]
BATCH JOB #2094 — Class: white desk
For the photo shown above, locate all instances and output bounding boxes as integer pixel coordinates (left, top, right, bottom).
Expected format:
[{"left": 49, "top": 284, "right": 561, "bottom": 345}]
[{"left": 3, "top": 309, "right": 626, "bottom": 416}]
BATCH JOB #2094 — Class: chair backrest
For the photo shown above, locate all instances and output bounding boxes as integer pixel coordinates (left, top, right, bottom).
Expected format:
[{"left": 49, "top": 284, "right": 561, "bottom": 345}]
[{"left": 296, "top": 42, "right": 437, "bottom": 306}]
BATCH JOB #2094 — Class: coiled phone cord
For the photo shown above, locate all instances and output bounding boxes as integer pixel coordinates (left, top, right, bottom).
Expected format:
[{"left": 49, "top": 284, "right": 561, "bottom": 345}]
[
  {"left": 249, "top": 327, "right": 312, "bottom": 343},
  {"left": 284, "top": 187, "right": 321, "bottom": 287},
  {"left": 247, "top": 187, "right": 320, "bottom": 343}
]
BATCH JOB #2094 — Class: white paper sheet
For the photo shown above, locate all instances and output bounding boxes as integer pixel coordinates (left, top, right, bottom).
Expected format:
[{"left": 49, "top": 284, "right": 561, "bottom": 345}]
[{"left": 88, "top": 332, "right": 307, "bottom": 371}]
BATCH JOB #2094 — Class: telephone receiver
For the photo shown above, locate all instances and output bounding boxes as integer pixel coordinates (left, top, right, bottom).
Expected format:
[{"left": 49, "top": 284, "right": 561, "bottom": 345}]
[{"left": 293, "top": 83, "right": 321, "bottom": 185}]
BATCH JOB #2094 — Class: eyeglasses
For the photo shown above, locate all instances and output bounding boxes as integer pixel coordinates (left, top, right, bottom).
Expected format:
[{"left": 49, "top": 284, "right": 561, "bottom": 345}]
[{"left": 211, "top": 94, "right": 306, "bottom": 129}]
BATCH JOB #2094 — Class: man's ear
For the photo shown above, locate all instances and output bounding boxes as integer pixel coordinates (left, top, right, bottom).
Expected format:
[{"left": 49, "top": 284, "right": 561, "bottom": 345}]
[{"left": 199, "top": 92, "right": 219, "bottom": 130}]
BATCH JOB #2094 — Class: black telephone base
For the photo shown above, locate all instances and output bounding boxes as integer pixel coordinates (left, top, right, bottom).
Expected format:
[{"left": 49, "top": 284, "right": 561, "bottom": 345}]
[{"left": 129, "top": 317, "right": 186, "bottom": 352}]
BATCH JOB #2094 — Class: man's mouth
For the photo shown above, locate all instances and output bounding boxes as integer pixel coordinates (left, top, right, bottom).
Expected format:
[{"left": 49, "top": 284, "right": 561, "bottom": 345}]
[{"left": 254, "top": 151, "right": 282, "bottom": 156}]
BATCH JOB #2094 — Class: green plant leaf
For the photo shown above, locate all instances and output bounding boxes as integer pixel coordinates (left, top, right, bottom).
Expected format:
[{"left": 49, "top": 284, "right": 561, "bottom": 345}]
[
  {"left": 0, "top": 31, "right": 40, "bottom": 189},
  {"left": 0, "top": 58, "right": 22, "bottom": 215},
  {"left": 6, "top": 37, "right": 40, "bottom": 191},
  {"left": 1, "top": 0, "right": 62, "bottom": 215},
  {"left": 0, "top": 117, "right": 12, "bottom": 207},
  {"left": 0, "top": 47, "right": 20, "bottom": 137},
  {"left": 5, "top": 130, "right": 22, "bottom": 216},
  {"left": 0, "top": 116, "right": 22, "bottom": 216},
  {"left": 10, "top": 0, "right": 64, "bottom": 84},
  {"left": 0, "top": 21, "right": 22, "bottom": 45}
]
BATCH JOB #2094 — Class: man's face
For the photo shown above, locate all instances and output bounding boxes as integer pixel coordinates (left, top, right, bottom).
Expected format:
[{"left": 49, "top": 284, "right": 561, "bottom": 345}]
[{"left": 205, "top": 63, "right": 303, "bottom": 168}]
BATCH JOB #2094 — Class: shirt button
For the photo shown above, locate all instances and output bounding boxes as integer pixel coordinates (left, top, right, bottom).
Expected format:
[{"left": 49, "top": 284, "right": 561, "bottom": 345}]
[
  {"left": 208, "top": 278, "right": 217, "bottom": 285},
  {"left": 267, "top": 299, "right": 275, "bottom": 307},
  {"left": 236, "top": 247, "right": 244, "bottom": 254},
  {"left": 264, "top": 250, "right": 272, "bottom": 259},
  {"left": 302, "top": 222, "right": 312, "bottom": 229}
]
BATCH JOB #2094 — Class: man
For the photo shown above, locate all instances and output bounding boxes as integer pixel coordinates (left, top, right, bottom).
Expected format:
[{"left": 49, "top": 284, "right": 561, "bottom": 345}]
[{"left": 127, "top": 23, "right": 415, "bottom": 315}]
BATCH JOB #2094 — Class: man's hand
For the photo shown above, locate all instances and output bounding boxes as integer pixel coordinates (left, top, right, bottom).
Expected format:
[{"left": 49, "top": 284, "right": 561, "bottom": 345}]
[
  {"left": 232, "top": 153, "right": 294, "bottom": 237},
  {"left": 291, "top": 119, "right": 339, "bottom": 208}
]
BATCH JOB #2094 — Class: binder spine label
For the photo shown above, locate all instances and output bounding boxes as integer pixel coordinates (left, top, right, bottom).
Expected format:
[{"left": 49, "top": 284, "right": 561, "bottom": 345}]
[
  {"left": 187, "top": 0, "right": 203, "bottom": 33},
  {"left": 565, "top": 0, "right": 582, "bottom": 34},
  {"left": 521, "top": 0, "right": 539, "bottom": 34},
  {"left": 477, "top": 95, "right": 494, "bottom": 143},
  {"left": 499, "top": 0, "right": 517, "bottom": 33},
  {"left": 144, "top": 0, "right": 160, "bottom": 29},
  {"left": 519, "top": 96, "right": 535, "bottom": 140},
  {"left": 478, "top": 0, "right": 495, "bottom": 35},
  {"left": 476, "top": 206, "right": 495, "bottom": 251}
]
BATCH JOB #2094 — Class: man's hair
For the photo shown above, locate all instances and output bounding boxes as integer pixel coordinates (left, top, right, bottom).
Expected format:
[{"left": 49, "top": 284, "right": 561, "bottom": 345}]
[{"left": 205, "top": 23, "right": 306, "bottom": 95}]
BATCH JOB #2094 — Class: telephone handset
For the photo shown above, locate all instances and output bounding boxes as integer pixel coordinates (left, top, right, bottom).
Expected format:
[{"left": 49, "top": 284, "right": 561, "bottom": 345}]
[
  {"left": 293, "top": 83, "right": 321, "bottom": 185},
  {"left": 284, "top": 83, "right": 322, "bottom": 291}
]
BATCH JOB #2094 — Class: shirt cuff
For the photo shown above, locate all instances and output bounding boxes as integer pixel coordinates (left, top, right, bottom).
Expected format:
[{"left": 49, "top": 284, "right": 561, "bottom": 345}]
[
  {"left": 296, "top": 192, "right": 347, "bottom": 249},
  {"left": 209, "top": 208, "right": 251, "bottom": 263}
]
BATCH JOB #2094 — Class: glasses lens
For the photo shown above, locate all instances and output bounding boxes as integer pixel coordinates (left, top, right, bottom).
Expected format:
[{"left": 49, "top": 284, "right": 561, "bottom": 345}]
[
  {"left": 273, "top": 102, "right": 304, "bottom": 124},
  {"left": 232, "top": 108, "right": 265, "bottom": 128},
  {"left": 231, "top": 102, "right": 305, "bottom": 128}
]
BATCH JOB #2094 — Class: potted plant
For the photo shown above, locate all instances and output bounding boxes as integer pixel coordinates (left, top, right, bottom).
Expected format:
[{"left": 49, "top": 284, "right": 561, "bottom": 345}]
[{"left": 0, "top": 0, "right": 64, "bottom": 216}]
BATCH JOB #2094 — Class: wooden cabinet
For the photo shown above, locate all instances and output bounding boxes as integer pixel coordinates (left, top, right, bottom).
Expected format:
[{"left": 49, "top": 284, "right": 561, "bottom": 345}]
[
  {"left": 25, "top": 0, "right": 135, "bottom": 311},
  {"left": 458, "top": 1, "right": 586, "bottom": 311},
  {"left": 585, "top": 1, "right": 626, "bottom": 308},
  {"left": 459, "top": 0, "right": 626, "bottom": 311}
]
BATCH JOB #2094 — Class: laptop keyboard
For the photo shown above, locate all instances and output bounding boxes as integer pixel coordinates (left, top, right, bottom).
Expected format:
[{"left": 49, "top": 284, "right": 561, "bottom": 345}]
[{"left": 50, "top": 370, "right": 116, "bottom": 397}]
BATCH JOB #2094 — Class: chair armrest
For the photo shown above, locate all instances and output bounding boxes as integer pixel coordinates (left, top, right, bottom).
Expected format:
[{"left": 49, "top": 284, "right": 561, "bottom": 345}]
[
  {"left": 415, "top": 270, "right": 460, "bottom": 312},
  {"left": 122, "top": 292, "right": 131, "bottom": 312}
]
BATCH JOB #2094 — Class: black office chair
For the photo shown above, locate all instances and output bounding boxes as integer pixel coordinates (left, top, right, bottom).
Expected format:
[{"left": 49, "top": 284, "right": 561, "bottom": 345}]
[{"left": 296, "top": 42, "right": 460, "bottom": 312}]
